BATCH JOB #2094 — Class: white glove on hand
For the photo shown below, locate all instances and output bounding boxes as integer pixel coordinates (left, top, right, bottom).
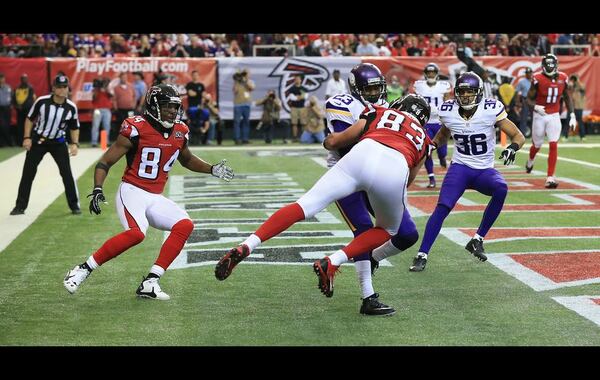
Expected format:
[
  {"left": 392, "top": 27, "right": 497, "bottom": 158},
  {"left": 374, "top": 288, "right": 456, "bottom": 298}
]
[
  {"left": 569, "top": 113, "right": 577, "bottom": 131},
  {"left": 534, "top": 105, "right": 547, "bottom": 116},
  {"left": 211, "top": 159, "right": 234, "bottom": 182}
]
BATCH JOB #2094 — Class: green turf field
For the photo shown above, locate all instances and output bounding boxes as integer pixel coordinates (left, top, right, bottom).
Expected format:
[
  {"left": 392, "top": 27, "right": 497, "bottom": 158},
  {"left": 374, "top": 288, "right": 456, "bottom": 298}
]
[{"left": 1, "top": 141, "right": 600, "bottom": 346}]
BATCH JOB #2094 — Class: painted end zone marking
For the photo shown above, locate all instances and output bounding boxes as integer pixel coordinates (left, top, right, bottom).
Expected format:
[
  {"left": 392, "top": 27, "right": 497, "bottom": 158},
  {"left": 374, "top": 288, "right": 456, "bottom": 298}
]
[
  {"left": 487, "top": 250, "right": 600, "bottom": 291},
  {"left": 552, "top": 296, "right": 600, "bottom": 327},
  {"left": 454, "top": 227, "right": 600, "bottom": 243}
]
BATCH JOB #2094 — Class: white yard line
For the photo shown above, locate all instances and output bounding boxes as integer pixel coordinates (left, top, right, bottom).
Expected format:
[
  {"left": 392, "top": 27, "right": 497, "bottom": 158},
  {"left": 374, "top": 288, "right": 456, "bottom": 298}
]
[{"left": 0, "top": 148, "right": 104, "bottom": 253}]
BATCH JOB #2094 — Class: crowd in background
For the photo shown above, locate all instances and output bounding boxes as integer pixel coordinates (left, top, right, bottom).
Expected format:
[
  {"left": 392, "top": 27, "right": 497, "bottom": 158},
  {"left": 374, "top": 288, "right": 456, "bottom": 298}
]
[{"left": 2, "top": 33, "right": 600, "bottom": 58}]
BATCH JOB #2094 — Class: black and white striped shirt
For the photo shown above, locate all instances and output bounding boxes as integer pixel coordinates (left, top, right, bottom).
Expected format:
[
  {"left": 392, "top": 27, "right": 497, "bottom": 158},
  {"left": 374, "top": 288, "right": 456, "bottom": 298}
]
[{"left": 27, "top": 95, "right": 80, "bottom": 142}]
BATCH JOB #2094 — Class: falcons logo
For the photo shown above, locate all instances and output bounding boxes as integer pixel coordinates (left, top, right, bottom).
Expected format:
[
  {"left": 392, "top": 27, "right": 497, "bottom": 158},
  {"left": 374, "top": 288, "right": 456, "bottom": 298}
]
[{"left": 269, "top": 58, "right": 330, "bottom": 112}]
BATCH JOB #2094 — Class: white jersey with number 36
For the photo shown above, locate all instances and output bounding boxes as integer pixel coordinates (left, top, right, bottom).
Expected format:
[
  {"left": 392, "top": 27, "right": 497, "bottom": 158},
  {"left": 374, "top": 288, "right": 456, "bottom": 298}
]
[{"left": 438, "top": 98, "right": 507, "bottom": 170}]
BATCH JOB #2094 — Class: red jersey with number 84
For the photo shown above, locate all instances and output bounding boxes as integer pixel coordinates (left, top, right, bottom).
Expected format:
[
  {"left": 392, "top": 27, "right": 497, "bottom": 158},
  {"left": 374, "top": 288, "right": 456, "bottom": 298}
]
[
  {"left": 359, "top": 105, "right": 431, "bottom": 168},
  {"left": 119, "top": 116, "right": 189, "bottom": 194},
  {"left": 532, "top": 71, "right": 568, "bottom": 114}
]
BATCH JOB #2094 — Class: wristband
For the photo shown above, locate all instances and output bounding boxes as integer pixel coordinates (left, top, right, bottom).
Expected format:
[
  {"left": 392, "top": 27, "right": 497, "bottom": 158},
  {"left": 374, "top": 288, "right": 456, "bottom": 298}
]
[
  {"left": 23, "top": 137, "right": 31, "bottom": 140},
  {"left": 70, "top": 142, "right": 80, "bottom": 147}
]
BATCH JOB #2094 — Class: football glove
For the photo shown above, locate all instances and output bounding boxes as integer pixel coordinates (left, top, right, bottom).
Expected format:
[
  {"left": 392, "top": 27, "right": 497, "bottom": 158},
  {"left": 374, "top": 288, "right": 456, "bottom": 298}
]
[
  {"left": 499, "top": 143, "right": 519, "bottom": 166},
  {"left": 211, "top": 159, "right": 234, "bottom": 182},
  {"left": 426, "top": 141, "right": 438, "bottom": 159},
  {"left": 87, "top": 187, "right": 107, "bottom": 215},
  {"left": 569, "top": 112, "right": 577, "bottom": 131},
  {"left": 533, "top": 105, "right": 547, "bottom": 116}
]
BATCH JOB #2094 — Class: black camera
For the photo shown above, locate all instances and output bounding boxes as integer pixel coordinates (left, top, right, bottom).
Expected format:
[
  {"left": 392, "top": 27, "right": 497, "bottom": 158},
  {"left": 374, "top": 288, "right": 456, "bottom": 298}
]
[
  {"left": 93, "top": 77, "right": 109, "bottom": 89},
  {"left": 233, "top": 70, "right": 247, "bottom": 82}
]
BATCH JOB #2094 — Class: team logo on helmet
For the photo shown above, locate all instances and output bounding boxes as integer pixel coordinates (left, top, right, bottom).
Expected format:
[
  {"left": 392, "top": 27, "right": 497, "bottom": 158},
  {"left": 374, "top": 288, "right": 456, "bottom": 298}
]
[{"left": 269, "top": 58, "right": 330, "bottom": 113}]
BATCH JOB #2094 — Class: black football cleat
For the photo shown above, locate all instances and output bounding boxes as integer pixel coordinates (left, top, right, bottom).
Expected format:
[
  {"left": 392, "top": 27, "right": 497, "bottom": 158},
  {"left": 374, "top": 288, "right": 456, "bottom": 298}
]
[
  {"left": 215, "top": 244, "right": 250, "bottom": 281},
  {"left": 313, "top": 257, "right": 338, "bottom": 298},
  {"left": 545, "top": 180, "right": 559, "bottom": 189},
  {"left": 370, "top": 254, "right": 379, "bottom": 276},
  {"left": 427, "top": 178, "right": 436, "bottom": 188},
  {"left": 360, "top": 293, "right": 396, "bottom": 316},
  {"left": 525, "top": 162, "right": 534, "bottom": 174},
  {"left": 409, "top": 253, "right": 428, "bottom": 272},
  {"left": 465, "top": 238, "right": 487, "bottom": 262}
]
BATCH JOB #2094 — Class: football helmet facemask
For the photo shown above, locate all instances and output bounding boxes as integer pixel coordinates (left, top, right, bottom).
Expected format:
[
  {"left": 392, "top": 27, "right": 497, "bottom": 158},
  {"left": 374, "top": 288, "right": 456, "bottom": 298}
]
[
  {"left": 454, "top": 72, "right": 484, "bottom": 110},
  {"left": 541, "top": 53, "right": 558, "bottom": 77},
  {"left": 424, "top": 63, "right": 440, "bottom": 85},
  {"left": 348, "top": 63, "right": 387, "bottom": 105}
]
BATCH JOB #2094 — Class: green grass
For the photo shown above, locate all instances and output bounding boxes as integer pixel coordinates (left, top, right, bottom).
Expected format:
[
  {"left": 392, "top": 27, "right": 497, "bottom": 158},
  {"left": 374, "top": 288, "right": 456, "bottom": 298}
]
[
  {"left": 1, "top": 142, "right": 600, "bottom": 346},
  {"left": 0, "top": 147, "right": 23, "bottom": 163}
]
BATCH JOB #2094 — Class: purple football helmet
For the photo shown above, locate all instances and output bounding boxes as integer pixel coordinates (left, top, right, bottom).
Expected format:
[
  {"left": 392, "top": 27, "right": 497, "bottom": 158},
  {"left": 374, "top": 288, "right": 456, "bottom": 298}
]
[
  {"left": 541, "top": 53, "right": 558, "bottom": 76},
  {"left": 423, "top": 62, "right": 440, "bottom": 84},
  {"left": 348, "top": 63, "right": 387, "bottom": 105},
  {"left": 454, "top": 71, "right": 484, "bottom": 110}
]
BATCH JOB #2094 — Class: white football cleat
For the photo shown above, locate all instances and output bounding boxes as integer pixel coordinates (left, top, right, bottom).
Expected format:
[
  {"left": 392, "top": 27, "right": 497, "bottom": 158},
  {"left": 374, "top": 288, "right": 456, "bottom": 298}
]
[
  {"left": 136, "top": 277, "right": 170, "bottom": 300},
  {"left": 64, "top": 265, "right": 91, "bottom": 294}
]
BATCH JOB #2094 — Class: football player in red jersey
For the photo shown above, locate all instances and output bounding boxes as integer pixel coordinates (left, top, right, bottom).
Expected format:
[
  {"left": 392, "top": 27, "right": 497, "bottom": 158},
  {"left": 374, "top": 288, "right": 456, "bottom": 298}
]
[
  {"left": 63, "top": 84, "right": 234, "bottom": 300},
  {"left": 525, "top": 53, "right": 576, "bottom": 188},
  {"left": 215, "top": 94, "right": 432, "bottom": 299}
]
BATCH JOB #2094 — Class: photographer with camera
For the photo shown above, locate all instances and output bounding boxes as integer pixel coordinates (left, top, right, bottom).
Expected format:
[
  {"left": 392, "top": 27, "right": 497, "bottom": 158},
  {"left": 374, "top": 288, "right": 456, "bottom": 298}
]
[
  {"left": 255, "top": 90, "right": 282, "bottom": 144},
  {"left": 91, "top": 76, "right": 113, "bottom": 147},
  {"left": 300, "top": 95, "right": 325, "bottom": 144},
  {"left": 232, "top": 69, "right": 254, "bottom": 144}
]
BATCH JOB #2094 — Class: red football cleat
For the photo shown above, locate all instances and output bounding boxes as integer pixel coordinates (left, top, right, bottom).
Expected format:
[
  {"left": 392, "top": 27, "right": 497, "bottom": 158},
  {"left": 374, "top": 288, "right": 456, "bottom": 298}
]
[
  {"left": 215, "top": 244, "right": 250, "bottom": 281},
  {"left": 313, "top": 257, "right": 339, "bottom": 298}
]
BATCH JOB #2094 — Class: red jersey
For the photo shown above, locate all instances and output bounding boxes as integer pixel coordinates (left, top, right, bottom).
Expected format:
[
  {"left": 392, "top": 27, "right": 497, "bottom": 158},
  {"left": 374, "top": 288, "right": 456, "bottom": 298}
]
[
  {"left": 532, "top": 71, "right": 568, "bottom": 114},
  {"left": 359, "top": 105, "right": 430, "bottom": 168},
  {"left": 119, "top": 116, "right": 189, "bottom": 194}
]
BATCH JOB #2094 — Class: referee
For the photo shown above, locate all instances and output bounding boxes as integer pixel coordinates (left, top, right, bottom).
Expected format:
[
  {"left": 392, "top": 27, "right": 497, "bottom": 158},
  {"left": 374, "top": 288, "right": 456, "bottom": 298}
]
[{"left": 10, "top": 74, "right": 81, "bottom": 215}]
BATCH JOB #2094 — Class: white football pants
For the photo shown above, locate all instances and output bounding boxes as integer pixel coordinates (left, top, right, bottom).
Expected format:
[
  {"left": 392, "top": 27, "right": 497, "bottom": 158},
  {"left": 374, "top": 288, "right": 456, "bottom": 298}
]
[{"left": 532, "top": 112, "right": 561, "bottom": 148}]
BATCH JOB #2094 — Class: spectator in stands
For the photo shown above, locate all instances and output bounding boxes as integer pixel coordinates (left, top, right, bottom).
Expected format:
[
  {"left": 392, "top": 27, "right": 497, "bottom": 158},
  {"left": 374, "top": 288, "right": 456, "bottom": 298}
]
[
  {"left": 325, "top": 69, "right": 348, "bottom": 100},
  {"left": 521, "top": 37, "right": 539, "bottom": 56},
  {"left": 112, "top": 72, "right": 136, "bottom": 140},
  {"left": 132, "top": 72, "right": 147, "bottom": 113},
  {"left": 406, "top": 36, "right": 422, "bottom": 56},
  {"left": 90, "top": 76, "right": 113, "bottom": 147},
  {"left": 557, "top": 34, "right": 575, "bottom": 55},
  {"left": 0, "top": 73, "right": 13, "bottom": 147},
  {"left": 590, "top": 36, "right": 600, "bottom": 56},
  {"left": 138, "top": 35, "right": 152, "bottom": 57},
  {"left": 515, "top": 67, "right": 533, "bottom": 137},
  {"left": 42, "top": 39, "right": 59, "bottom": 57},
  {"left": 356, "top": 35, "right": 378, "bottom": 56},
  {"left": 300, "top": 95, "right": 325, "bottom": 144},
  {"left": 232, "top": 68, "right": 254, "bottom": 144},
  {"left": 227, "top": 39, "right": 244, "bottom": 57},
  {"left": 189, "top": 35, "right": 206, "bottom": 57},
  {"left": 375, "top": 37, "right": 391, "bottom": 56},
  {"left": 153, "top": 35, "right": 172, "bottom": 57},
  {"left": 170, "top": 34, "right": 191, "bottom": 57},
  {"left": 256, "top": 90, "right": 282, "bottom": 144},
  {"left": 287, "top": 74, "right": 307, "bottom": 142},
  {"left": 569, "top": 74, "right": 587, "bottom": 141},
  {"left": 386, "top": 75, "right": 404, "bottom": 103},
  {"left": 11, "top": 74, "right": 35, "bottom": 147}
]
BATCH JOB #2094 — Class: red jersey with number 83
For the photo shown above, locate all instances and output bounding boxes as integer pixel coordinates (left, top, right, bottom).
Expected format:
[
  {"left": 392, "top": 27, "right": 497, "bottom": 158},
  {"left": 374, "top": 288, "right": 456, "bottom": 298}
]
[
  {"left": 119, "top": 116, "right": 189, "bottom": 194},
  {"left": 359, "top": 105, "right": 430, "bottom": 168},
  {"left": 532, "top": 71, "right": 568, "bottom": 114}
]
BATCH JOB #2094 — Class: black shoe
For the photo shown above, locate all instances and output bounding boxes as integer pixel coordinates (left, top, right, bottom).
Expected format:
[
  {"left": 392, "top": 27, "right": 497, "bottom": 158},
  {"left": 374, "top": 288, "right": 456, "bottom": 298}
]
[
  {"left": 409, "top": 253, "right": 428, "bottom": 272},
  {"left": 545, "top": 180, "right": 559, "bottom": 189},
  {"left": 370, "top": 254, "right": 379, "bottom": 276},
  {"left": 439, "top": 158, "right": 447, "bottom": 168},
  {"left": 465, "top": 238, "right": 487, "bottom": 261},
  {"left": 525, "top": 162, "right": 534, "bottom": 174},
  {"left": 360, "top": 293, "right": 396, "bottom": 316},
  {"left": 71, "top": 208, "right": 82, "bottom": 215},
  {"left": 427, "top": 178, "right": 436, "bottom": 188},
  {"left": 10, "top": 207, "right": 25, "bottom": 215}
]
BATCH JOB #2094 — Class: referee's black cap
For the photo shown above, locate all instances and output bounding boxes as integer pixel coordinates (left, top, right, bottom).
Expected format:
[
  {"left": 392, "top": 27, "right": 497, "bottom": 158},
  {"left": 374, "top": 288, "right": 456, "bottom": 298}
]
[{"left": 53, "top": 74, "right": 69, "bottom": 87}]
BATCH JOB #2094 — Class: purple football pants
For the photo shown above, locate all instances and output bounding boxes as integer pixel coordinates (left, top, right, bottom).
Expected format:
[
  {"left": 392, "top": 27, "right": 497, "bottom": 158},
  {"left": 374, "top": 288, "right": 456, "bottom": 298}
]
[
  {"left": 418, "top": 162, "right": 508, "bottom": 254},
  {"left": 424, "top": 123, "right": 448, "bottom": 175},
  {"left": 336, "top": 191, "right": 418, "bottom": 261}
]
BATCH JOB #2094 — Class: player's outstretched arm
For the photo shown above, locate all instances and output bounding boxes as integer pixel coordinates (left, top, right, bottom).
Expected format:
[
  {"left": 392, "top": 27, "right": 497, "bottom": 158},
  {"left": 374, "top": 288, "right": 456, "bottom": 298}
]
[
  {"left": 432, "top": 124, "right": 451, "bottom": 147},
  {"left": 178, "top": 144, "right": 234, "bottom": 181},
  {"left": 323, "top": 119, "right": 366, "bottom": 150}
]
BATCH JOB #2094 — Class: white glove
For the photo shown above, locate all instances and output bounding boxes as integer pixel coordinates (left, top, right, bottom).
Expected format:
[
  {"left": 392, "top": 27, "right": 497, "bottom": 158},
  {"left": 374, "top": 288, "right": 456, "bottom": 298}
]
[
  {"left": 534, "top": 105, "right": 547, "bottom": 116},
  {"left": 569, "top": 112, "right": 577, "bottom": 131},
  {"left": 211, "top": 159, "right": 234, "bottom": 182}
]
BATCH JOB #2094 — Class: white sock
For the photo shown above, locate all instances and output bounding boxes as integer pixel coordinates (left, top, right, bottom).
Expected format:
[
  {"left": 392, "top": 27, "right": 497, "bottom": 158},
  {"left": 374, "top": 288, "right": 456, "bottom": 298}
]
[
  {"left": 329, "top": 250, "right": 349, "bottom": 266},
  {"left": 372, "top": 240, "right": 401, "bottom": 262},
  {"left": 150, "top": 264, "right": 165, "bottom": 277},
  {"left": 86, "top": 256, "right": 99, "bottom": 270},
  {"left": 527, "top": 159, "right": 534, "bottom": 167},
  {"left": 474, "top": 233, "right": 484, "bottom": 241},
  {"left": 354, "top": 260, "right": 375, "bottom": 299},
  {"left": 242, "top": 234, "right": 262, "bottom": 253}
]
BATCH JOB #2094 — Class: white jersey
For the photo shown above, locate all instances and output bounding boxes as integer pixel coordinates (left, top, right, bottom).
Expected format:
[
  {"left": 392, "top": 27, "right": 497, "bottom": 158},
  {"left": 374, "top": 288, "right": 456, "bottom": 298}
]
[
  {"left": 413, "top": 80, "right": 452, "bottom": 124},
  {"left": 438, "top": 98, "right": 507, "bottom": 170},
  {"left": 324, "top": 93, "right": 388, "bottom": 168}
]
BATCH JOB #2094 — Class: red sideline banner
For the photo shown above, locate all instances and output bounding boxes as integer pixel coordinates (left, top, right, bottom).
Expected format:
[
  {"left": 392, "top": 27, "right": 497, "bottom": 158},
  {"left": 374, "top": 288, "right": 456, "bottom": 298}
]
[
  {"left": 364, "top": 56, "right": 600, "bottom": 115},
  {"left": 47, "top": 58, "right": 217, "bottom": 112}
]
